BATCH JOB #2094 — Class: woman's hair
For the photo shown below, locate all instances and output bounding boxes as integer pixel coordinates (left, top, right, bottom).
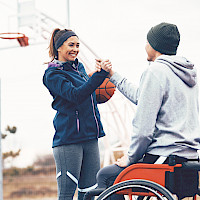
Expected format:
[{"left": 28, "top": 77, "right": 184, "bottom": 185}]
[{"left": 48, "top": 28, "right": 72, "bottom": 62}]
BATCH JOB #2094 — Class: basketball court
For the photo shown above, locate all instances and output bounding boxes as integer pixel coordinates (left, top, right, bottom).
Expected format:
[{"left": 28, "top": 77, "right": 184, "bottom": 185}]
[{"left": 0, "top": 0, "right": 200, "bottom": 199}]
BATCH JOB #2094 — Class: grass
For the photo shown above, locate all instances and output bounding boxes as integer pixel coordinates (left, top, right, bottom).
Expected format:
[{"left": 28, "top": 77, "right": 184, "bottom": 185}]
[{"left": 3, "top": 174, "right": 57, "bottom": 200}]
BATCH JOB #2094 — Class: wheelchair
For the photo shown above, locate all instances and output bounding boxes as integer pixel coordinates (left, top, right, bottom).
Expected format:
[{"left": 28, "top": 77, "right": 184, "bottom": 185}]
[{"left": 84, "top": 156, "right": 200, "bottom": 200}]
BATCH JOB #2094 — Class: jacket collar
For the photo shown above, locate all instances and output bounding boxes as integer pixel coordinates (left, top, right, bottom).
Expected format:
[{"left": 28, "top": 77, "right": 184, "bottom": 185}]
[
  {"left": 49, "top": 58, "right": 79, "bottom": 71},
  {"left": 63, "top": 58, "right": 79, "bottom": 71}
]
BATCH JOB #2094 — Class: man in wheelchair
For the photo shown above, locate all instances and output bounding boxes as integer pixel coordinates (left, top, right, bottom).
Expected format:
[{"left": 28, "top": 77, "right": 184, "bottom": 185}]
[{"left": 90, "top": 22, "right": 200, "bottom": 200}]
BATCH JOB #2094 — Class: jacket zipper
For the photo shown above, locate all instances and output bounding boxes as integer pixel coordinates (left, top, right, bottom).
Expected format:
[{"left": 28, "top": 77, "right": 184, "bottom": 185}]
[
  {"left": 50, "top": 64, "right": 99, "bottom": 136},
  {"left": 76, "top": 68, "right": 100, "bottom": 137},
  {"left": 76, "top": 111, "right": 80, "bottom": 133},
  {"left": 90, "top": 94, "right": 100, "bottom": 137}
]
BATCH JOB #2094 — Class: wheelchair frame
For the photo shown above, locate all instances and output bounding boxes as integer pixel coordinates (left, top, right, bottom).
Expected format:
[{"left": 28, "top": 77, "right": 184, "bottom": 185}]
[{"left": 84, "top": 162, "right": 200, "bottom": 200}]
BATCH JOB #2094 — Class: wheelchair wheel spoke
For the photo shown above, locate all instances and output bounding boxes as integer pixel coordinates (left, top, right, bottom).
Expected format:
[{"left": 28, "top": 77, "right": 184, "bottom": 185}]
[{"left": 96, "top": 180, "right": 175, "bottom": 200}]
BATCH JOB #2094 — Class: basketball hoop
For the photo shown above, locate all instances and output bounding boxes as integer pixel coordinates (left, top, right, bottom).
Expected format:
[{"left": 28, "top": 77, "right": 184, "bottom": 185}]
[{"left": 0, "top": 32, "right": 29, "bottom": 47}]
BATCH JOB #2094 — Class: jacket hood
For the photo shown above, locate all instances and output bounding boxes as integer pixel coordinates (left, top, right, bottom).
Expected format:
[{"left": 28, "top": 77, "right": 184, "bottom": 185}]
[
  {"left": 155, "top": 55, "right": 197, "bottom": 87},
  {"left": 48, "top": 58, "right": 79, "bottom": 70}
]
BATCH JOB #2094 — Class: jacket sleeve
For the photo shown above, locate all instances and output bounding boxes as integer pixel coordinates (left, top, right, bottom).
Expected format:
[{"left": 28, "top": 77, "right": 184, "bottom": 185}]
[
  {"left": 43, "top": 68, "right": 108, "bottom": 105},
  {"left": 127, "top": 69, "right": 164, "bottom": 165},
  {"left": 110, "top": 72, "right": 139, "bottom": 104}
]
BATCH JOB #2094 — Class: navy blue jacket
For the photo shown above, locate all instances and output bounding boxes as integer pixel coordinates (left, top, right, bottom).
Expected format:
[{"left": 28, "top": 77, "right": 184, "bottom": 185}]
[{"left": 43, "top": 59, "right": 108, "bottom": 147}]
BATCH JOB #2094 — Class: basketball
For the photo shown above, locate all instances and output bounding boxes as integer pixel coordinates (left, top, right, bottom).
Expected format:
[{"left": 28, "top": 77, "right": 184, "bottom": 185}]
[{"left": 88, "top": 72, "right": 116, "bottom": 104}]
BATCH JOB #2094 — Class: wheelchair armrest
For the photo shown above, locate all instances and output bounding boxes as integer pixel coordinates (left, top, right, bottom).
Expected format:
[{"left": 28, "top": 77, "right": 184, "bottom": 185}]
[
  {"left": 181, "top": 162, "right": 200, "bottom": 170},
  {"left": 83, "top": 188, "right": 105, "bottom": 200}
]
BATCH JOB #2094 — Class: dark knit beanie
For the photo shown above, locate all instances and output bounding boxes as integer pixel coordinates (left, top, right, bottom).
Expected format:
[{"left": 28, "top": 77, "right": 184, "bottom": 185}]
[{"left": 147, "top": 22, "right": 180, "bottom": 55}]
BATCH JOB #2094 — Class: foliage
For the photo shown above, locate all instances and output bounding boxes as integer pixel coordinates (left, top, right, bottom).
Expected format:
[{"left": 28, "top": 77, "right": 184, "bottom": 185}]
[
  {"left": 3, "top": 154, "right": 56, "bottom": 177},
  {"left": 9, "top": 186, "right": 57, "bottom": 198},
  {"left": 1, "top": 125, "right": 21, "bottom": 168},
  {"left": 6, "top": 125, "right": 17, "bottom": 134},
  {"left": 3, "top": 165, "right": 55, "bottom": 177},
  {"left": 3, "top": 149, "right": 21, "bottom": 160},
  {"left": 33, "top": 154, "right": 55, "bottom": 167},
  {"left": 1, "top": 125, "right": 17, "bottom": 139}
]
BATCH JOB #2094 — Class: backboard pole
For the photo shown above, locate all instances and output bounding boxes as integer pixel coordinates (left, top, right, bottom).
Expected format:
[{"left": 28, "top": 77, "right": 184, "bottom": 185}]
[
  {"left": 0, "top": 79, "right": 3, "bottom": 200},
  {"left": 67, "top": 0, "right": 70, "bottom": 27}
]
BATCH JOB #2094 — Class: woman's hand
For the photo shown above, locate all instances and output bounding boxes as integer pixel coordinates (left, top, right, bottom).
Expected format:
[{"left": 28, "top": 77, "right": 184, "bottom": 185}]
[
  {"left": 95, "top": 58, "right": 102, "bottom": 72},
  {"left": 115, "top": 155, "right": 129, "bottom": 167},
  {"left": 95, "top": 59, "right": 114, "bottom": 77}
]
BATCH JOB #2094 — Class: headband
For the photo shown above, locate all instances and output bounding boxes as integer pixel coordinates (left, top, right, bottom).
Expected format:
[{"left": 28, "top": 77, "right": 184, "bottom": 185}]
[{"left": 55, "top": 31, "right": 77, "bottom": 50}]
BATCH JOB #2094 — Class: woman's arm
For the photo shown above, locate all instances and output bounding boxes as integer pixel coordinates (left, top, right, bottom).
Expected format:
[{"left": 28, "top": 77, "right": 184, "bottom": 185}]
[{"left": 43, "top": 68, "right": 108, "bottom": 105}]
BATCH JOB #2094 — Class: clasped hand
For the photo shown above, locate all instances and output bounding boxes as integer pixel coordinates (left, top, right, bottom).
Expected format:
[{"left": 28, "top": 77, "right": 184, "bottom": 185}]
[{"left": 95, "top": 59, "right": 114, "bottom": 77}]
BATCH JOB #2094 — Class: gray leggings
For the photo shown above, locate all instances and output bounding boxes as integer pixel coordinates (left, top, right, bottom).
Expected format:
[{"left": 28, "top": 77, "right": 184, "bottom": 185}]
[{"left": 53, "top": 139, "right": 100, "bottom": 200}]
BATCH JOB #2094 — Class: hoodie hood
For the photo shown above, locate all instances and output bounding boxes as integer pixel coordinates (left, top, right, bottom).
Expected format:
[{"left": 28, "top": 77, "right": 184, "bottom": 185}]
[{"left": 155, "top": 55, "right": 197, "bottom": 87}]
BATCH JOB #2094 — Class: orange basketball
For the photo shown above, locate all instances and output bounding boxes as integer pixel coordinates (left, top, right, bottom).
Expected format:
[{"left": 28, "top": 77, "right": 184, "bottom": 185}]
[{"left": 88, "top": 72, "right": 116, "bottom": 104}]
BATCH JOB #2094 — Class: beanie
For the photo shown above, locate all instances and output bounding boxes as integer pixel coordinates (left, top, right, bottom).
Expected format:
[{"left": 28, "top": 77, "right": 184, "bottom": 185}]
[{"left": 147, "top": 22, "right": 180, "bottom": 55}]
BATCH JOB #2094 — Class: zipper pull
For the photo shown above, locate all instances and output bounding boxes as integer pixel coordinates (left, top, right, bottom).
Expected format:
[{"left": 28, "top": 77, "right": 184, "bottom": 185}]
[{"left": 76, "top": 111, "right": 80, "bottom": 132}]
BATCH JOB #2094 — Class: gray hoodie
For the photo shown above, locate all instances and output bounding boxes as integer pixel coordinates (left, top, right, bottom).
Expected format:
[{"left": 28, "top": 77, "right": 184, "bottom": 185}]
[{"left": 110, "top": 55, "right": 200, "bottom": 164}]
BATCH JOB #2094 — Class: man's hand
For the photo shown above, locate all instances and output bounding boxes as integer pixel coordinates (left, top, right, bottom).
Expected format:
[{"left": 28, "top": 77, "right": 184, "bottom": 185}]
[
  {"left": 95, "top": 58, "right": 114, "bottom": 77},
  {"left": 115, "top": 155, "right": 129, "bottom": 167}
]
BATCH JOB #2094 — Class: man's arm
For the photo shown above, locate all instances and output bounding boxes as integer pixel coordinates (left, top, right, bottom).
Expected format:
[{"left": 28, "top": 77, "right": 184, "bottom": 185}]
[
  {"left": 115, "top": 69, "right": 164, "bottom": 166},
  {"left": 127, "top": 69, "right": 164, "bottom": 165},
  {"left": 110, "top": 72, "right": 139, "bottom": 105}
]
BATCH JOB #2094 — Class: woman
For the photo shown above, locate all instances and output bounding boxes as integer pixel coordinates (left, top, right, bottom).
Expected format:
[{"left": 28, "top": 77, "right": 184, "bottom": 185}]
[{"left": 43, "top": 28, "right": 111, "bottom": 200}]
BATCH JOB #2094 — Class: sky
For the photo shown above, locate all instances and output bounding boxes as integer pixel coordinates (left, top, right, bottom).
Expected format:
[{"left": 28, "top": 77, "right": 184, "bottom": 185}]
[{"left": 0, "top": 0, "right": 200, "bottom": 167}]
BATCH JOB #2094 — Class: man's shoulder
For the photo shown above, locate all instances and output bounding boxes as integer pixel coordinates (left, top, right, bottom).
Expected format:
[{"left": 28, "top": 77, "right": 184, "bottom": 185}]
[
  {"left": 144, "top": 62, "right": 172, "bottom": 84},
  {"left": 149, "top": 61, "right": 170, "bottom": 74}
]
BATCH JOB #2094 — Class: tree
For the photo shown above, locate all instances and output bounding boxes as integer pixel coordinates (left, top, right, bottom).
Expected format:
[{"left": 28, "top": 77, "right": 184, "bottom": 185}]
[{"left": 1, "top": 125, "right": 21, "bottom": 168}]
